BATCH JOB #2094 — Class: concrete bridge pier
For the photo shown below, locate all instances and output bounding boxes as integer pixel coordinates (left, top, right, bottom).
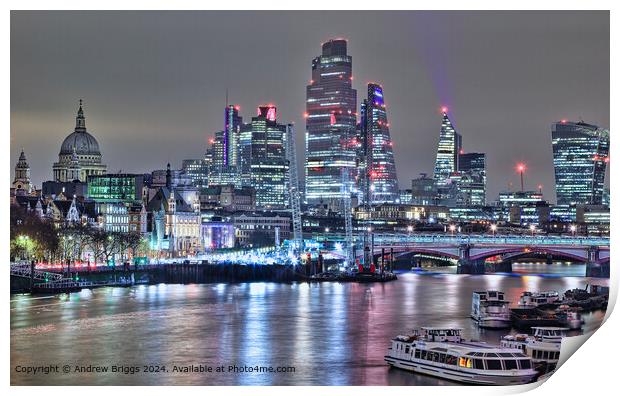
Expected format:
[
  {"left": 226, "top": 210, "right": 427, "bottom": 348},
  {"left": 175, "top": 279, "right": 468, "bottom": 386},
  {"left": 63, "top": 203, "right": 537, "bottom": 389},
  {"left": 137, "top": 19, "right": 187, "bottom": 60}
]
[
  {"left": 456, "top": 244, "right": 485, "bottom": 274},
  {"left": 585, "top": 246, "right": 609, "bottom": 277}
]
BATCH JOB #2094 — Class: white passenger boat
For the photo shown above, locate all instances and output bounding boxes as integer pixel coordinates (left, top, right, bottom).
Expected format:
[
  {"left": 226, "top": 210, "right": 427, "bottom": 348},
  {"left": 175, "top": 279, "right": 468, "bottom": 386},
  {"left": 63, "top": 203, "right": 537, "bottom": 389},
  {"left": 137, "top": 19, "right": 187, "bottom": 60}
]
[
  {"left": 518, "top": 291, "right": 561, "bottom": 308},
  {"left": 471, "top": 291, "right": 512, "bottom": 328},
  {"left": 500, "top": 327, "right": 567, "bottom": 373},
  {"left": 384, "top": 328, "right": 538, "bottom": 385}
]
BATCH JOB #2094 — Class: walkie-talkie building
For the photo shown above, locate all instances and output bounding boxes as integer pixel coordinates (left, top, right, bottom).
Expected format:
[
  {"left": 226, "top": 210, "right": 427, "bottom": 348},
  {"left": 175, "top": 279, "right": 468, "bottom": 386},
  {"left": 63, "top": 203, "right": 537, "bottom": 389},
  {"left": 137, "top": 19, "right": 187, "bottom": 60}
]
[
  {"left": 304, "top": 39, "right": 357, "bottom": 207},
  {"left": 551, "top": 120, "right": 609, "bottom": 205}
]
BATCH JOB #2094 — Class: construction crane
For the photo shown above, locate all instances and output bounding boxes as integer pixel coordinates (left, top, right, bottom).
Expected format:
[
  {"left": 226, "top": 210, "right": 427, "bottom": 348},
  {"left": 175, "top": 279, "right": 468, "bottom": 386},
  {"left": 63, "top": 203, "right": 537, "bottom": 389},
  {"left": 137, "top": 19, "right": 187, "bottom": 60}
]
[
  {"left": 341, "top": 167, "right": 354, "bottom": 268},
  {"left": 286, "top": 124, "right": 303, "bottom": 255}
]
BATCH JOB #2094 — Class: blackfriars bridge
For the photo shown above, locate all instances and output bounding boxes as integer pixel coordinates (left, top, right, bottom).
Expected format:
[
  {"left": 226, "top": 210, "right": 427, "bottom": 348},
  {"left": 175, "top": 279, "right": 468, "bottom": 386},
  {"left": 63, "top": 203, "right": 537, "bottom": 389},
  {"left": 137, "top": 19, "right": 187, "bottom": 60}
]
[{"left": 318, "top": 234, "right": 610, "bottom": 277}]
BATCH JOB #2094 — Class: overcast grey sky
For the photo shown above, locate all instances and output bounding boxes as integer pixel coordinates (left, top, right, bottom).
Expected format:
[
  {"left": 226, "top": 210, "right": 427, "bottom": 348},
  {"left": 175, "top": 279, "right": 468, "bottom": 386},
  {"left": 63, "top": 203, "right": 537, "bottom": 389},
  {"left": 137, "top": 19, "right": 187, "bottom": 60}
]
[{"left": 10, "top": 11, "right": 609, "bottom": 202}]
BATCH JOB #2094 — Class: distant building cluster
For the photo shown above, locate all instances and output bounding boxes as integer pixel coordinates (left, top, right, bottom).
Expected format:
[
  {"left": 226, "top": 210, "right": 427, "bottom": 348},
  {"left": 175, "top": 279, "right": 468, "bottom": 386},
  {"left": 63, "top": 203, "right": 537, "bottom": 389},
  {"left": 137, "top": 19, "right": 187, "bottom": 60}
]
[{"left": 10, "top": 38, "right": 610, "bottom": 261}]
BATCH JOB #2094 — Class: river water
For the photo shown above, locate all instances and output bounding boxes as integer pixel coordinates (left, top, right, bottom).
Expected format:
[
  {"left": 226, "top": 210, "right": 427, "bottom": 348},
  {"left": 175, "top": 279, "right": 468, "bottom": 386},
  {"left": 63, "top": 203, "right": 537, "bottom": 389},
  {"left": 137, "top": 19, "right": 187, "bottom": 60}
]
[{"left": 11, "top": 265, "right": 607, "bottom": 385}]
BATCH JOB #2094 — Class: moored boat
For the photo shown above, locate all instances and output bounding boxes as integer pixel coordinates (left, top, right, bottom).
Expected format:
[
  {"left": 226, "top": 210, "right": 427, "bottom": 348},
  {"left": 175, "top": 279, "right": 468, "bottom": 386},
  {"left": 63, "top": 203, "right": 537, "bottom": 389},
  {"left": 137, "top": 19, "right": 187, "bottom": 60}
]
[
  {"left": 518, "top": 291, "right": 561, "bottom": 308},
  {"left": 471, "top": 291, "right": 512, "bottom": 329},
  {"left": 384, "top": 328, "right": 538, "bottom": 385},
  {"left": 500, "top": 327, "right": 567, "bottom": 374}
]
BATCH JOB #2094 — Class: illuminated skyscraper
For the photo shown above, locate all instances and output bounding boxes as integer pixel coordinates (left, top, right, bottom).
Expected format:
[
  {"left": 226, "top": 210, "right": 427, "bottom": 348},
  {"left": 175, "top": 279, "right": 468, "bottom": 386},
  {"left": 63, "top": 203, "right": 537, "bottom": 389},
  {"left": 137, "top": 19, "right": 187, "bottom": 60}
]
[
  {"left": 239, "top": 105, "right": 289, "bottom": 209},
  {"left": 224, "top": 104, "right": 243, "bottom": 167},
  {"left": 209, "top": 104, "right": 243, "bottom": 187},
  {"left": 457, "top": 152, "right": 487, "bottom": 206},
  {"left": 433, "top": 108, "right": 462, "bottom": 188},
  {"left": 359, "top": 83, "right": 398, "bottom": 204},
  {"left": 305, "top": 39, "right": 357, "bottom": 207},
  {"left": 552, "top": 120, "right": 609, "bottom": 205}
]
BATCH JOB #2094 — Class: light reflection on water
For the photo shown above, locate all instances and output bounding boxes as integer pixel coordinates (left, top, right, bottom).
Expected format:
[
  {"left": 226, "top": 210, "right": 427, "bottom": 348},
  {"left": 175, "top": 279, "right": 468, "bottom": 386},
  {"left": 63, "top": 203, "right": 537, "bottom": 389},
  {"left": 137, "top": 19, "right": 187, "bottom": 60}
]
[{"left": 11, "top": 270, "right": 607, "bottom": 386}]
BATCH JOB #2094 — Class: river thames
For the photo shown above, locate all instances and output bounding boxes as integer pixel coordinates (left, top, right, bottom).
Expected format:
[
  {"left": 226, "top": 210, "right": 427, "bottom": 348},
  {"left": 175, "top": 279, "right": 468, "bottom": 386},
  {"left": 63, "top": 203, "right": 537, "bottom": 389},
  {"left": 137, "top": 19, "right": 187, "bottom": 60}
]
[{"left": 11, "top": 265, "right": 606, "bottom": 385}]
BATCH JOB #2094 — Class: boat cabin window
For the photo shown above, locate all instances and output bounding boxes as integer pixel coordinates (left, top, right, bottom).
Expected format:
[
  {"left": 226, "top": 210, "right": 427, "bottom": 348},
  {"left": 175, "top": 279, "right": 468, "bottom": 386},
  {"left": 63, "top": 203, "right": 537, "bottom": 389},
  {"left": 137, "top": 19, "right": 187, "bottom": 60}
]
[
  {"left": 504, "top": 360, "right": 518, "bottom": 370},
  {"left": 473, "top": 359, "right": 484, "bottom": 370},
  {"left": 420, "top": 350, "right": 427, "bottom": 360},
  {"left": 458, "top": 357, "right": 473, "bottom": 368},
  {"left": 405, "top": 346, "right": 410, "bottom": 354},
  {"left": 415, "top": 350, "right": 421, "bottom": 359},
  {"left": 446, "top": 355, "right": 457, "bottom": 365},
  {"left": 485, "top": 360, "right": 502, "bottom": 370},
  {"left": 519, "top": 360, "right": 532, "bottom": 369}
]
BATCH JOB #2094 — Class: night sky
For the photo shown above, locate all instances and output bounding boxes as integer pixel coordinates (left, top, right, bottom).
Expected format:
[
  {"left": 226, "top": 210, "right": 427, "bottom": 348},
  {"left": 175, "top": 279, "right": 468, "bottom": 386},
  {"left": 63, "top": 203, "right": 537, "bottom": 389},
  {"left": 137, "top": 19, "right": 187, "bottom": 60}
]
[{"left": 10, "top": 11, "right": 609, "bottom": 203}]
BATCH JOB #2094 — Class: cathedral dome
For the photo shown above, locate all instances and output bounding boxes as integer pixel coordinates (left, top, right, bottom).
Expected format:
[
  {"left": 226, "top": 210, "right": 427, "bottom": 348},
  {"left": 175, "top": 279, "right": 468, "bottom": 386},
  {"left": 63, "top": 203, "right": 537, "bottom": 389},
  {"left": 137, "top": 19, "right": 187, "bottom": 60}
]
[
  {"left": 60, "top": 131, "right": 101, "bottom": 155},
  {"left": 59, "top": 101, "right": 102, "bottom": 156}
]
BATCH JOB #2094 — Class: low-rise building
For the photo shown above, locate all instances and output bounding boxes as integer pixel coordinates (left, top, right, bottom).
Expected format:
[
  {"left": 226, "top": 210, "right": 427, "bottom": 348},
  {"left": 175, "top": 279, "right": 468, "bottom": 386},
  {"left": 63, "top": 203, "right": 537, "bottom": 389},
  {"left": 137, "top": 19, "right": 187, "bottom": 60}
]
[{"left": 231, "top": 212, "right": 291, "bottom": 248}]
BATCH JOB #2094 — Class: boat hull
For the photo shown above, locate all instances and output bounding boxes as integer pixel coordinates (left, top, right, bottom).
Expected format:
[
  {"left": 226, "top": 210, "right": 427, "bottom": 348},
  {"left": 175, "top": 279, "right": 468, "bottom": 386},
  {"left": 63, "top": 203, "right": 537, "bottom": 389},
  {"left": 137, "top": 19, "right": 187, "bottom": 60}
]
[
  {"left": 384, "top": 356, "right": 537, "bottom": 385},
  {"left": 472, "top": 315, "right": 512, "bottom": 329}
]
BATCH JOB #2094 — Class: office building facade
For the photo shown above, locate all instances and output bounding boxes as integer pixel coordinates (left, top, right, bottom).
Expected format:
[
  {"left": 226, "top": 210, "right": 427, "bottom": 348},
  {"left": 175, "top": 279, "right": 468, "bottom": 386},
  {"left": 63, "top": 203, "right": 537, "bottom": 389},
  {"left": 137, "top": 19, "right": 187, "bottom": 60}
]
[
  {"left": 305, "top": 39, "right": 357, "bottom": 207},
  {"left": 551, "top": 120, "right": 609, "bottom": 205}
]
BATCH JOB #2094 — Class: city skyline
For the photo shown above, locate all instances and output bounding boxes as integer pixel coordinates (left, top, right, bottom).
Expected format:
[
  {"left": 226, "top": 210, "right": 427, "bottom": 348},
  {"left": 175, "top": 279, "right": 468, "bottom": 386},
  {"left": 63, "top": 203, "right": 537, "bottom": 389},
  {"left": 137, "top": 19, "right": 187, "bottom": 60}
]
[{"left": 11, "top": 11, "right": 610, "bottom": 202}]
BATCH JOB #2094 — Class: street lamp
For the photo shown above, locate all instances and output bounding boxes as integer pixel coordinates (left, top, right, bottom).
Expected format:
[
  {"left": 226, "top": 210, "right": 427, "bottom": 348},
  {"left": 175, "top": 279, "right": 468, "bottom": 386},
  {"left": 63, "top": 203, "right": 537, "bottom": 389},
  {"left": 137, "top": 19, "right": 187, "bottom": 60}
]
[
  {"left": 529, "top": 224, "right": 536, "bottom": 237},
  {"left": 449, "top": 224, "right": 456, "bottom": 237},
  {"left": 407, "top": 225, "right": 413, "bottom": 235},
  {"left": 570, "top": 224, "right": 577, "bottom": 237},
  {"left": 490, "top": 224, "right": 497, "bottom": 237}
]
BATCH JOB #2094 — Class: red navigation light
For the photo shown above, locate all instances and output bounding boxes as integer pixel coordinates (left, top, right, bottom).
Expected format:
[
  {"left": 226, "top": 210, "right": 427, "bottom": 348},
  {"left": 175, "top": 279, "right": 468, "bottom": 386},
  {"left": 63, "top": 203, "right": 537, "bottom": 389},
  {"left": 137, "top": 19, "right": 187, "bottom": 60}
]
[
  {"left": 516, "top": 163, "right": 526, "bottom": 172},
  {"left": 209, "top": 138, "right": 215, "bottom": 144},
  {"left": 459, "top": 149, "right": 464, "bottom": 155},
  {"left": 330, "top": 113, "right": 336, "bottom": 125},
  {"left": 350, "top": 76, "right": 354, "bottom": 80},
  {"left": 234, "top": 105, "right": 240, "bottom": 111},
  {"left": 441, "top": 106, "right": 448, "bottom": 114},
  {"left": 303, "top": 112, "right": 309, "bottom": 118},
  {"left": 561, "top": 119, "right": 567, "bottom": 124},
  {"left": 266, "top": 107, "right": 277, "bottom": 121}
]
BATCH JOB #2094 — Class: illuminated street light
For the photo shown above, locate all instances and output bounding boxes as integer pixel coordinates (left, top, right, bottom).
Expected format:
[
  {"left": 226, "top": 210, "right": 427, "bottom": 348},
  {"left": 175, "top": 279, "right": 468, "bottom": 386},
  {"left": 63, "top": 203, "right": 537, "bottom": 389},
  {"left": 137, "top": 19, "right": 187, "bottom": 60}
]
[
  {"left": 529, "top": 224, "right": 536, "bottom": 237},
  {"left": 449, "top": 224, "right": 456, "bottom": 236},
  {"left": 407, "top": 225, "right": 413, "bottom": 235},
  {"left": 570, "top": 224, "right": 577, "bottom": 237},
  {"left": 490, "top": 224, "right": 497, "bottom": 237}
]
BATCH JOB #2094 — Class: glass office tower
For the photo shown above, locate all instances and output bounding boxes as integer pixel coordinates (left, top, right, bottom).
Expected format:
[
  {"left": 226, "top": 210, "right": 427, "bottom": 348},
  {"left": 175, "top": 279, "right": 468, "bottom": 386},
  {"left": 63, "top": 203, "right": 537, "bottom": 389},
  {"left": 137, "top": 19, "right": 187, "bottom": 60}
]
[
  {"left": 305, "top": 39, "right": 357, "bottom": 207},
  {"left": 359, "top": 83, "right": 399, "bottom": 204},
  {"left": 551, "top": 120, "right": 609, "bottom": 205},
  {"left": 239, "top": 105, "right": 289, "bottom": 209},
  {"left": 458, "top": 152, "right": 487, "bottom": 206},
  {"left": 433, "top": 108, "right": 462, "bottom": 203}
]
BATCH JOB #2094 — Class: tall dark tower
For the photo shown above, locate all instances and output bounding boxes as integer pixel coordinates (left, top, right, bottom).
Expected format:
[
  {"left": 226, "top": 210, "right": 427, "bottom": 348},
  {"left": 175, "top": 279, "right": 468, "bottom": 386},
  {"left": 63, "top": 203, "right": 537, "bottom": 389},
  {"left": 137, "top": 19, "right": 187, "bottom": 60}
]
[
  {"left": 304, "top": 39, "right": 357, "bottom": 208},
  {"left": 359, "top": 83, "right": 399, "bottom": 204}
]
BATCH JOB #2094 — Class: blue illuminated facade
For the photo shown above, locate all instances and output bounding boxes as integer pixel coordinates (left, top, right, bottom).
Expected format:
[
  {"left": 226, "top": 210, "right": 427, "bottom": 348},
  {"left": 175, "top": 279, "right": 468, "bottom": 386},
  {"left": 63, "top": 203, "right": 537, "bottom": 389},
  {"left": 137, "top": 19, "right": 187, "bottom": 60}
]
[
  {"left": 359, "top": 83, "right": 399, "bottom": 204},
  {"left": 551, "top": 120, "right": 609, "bottom": 205}
]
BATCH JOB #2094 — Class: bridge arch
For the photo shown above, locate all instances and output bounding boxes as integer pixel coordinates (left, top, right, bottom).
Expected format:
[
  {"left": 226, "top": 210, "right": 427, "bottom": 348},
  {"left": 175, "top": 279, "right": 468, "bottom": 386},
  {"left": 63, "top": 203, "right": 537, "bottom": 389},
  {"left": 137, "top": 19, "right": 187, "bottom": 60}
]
[{"left": 469, "top": 247, "right": 589, "bottom": 263}]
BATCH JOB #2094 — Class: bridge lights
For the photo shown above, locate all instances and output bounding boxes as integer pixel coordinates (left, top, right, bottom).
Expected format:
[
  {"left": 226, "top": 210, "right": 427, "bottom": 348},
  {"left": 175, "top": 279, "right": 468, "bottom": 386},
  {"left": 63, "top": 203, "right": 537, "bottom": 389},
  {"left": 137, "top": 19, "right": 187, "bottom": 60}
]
[
  {"left": 570, "top": 224, "right": 577, "bottom": 237},
  {"left": 448, "top": 224, "right": 456, "bottom": 236},
  {"left": 529, "top": 224, "right": 536, "bottom": 237},
  {"left": 490, "top": 224, "right": 497, "bottom": 237},
  {"left": 407, "top": 225, "right": 413, "bottom": 235}
]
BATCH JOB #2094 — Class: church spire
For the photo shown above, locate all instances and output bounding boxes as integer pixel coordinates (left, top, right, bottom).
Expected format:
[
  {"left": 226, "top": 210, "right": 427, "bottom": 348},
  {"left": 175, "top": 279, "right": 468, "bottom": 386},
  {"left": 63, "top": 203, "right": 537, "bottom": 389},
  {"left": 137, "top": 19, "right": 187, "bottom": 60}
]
[{"left": 75, "top": 99, "right": 86, "bottom": 132}]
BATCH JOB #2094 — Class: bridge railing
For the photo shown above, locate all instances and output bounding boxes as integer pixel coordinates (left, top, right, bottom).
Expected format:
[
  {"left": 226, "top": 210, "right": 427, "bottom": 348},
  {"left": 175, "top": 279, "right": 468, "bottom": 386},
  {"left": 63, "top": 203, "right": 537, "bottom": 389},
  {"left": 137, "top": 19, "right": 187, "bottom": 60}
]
[{"left": 315, "top": 233, "right": 609, "bottom": 247}]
